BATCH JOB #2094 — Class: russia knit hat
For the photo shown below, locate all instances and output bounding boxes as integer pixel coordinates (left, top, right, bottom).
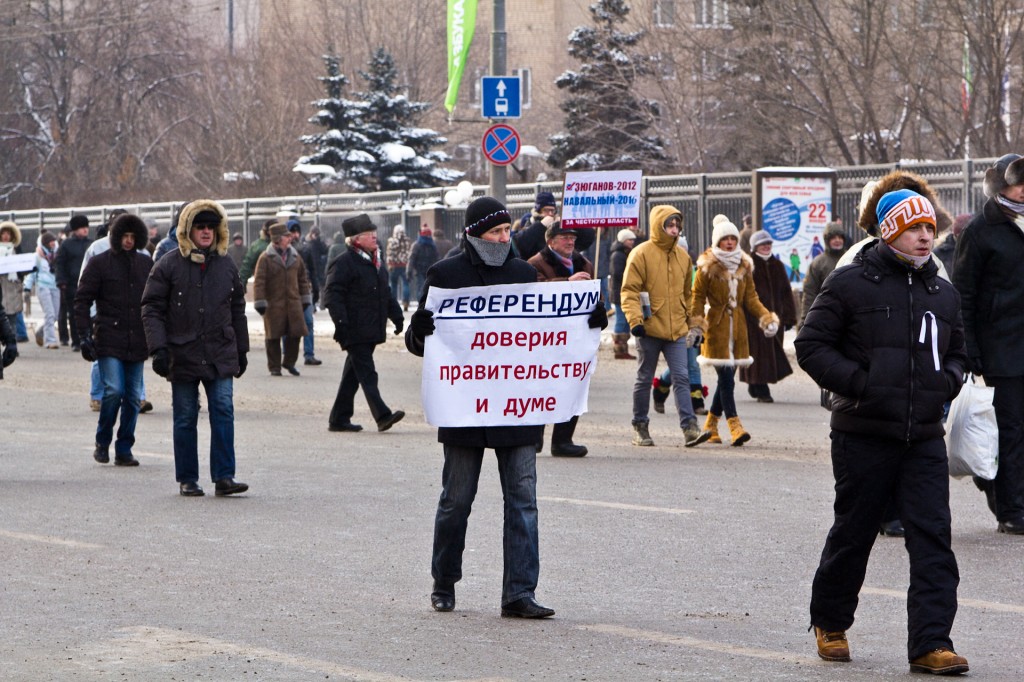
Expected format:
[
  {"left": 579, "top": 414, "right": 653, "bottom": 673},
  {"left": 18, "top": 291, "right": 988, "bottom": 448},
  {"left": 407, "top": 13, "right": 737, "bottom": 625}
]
[
  {"left": 464, "top": 196, "right": 510, "bottom": 238},
  {"left": 711, "top": 214, "right": 740, "bottom": 247},
  {"left": 749, "top": 230, "right": 773, "bottom": 249},
  {"left": 342, "top": 214, "right": 376, "bottom": 238},
  {"left": 984, "top": 153, "right": 1024, "bottom": 197},
  {"left": 534, "top": 191, "right": 556, "bottom": 211},
  {"left": 876, "top": 189, "right": 936, "bottom": 243},
  {"left": 617, "top": 229, "right": 637, "bottom": 243}
]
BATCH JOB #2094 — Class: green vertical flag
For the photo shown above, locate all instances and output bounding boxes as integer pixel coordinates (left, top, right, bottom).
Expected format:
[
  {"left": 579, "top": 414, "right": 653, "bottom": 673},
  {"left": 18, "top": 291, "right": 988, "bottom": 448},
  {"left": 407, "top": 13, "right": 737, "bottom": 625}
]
[{"left": 445, "top": 0, "right": 478, "bottom": 113}]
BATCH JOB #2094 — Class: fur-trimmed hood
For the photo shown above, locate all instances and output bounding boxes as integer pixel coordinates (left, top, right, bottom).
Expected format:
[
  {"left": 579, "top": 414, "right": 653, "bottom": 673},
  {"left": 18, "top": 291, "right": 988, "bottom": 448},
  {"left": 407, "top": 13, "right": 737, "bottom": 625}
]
[
  {"left": 0, "top": 221, "right": 21, "bottom": 247},
  {"left": 857, "top": 171, "right": 952, "bottom": 237},
  {"left": 176, "top": 200, "right": 230, "bottom": 258},
  {"left": 108, "top": 214, "right": 149, "bottom": 253}
]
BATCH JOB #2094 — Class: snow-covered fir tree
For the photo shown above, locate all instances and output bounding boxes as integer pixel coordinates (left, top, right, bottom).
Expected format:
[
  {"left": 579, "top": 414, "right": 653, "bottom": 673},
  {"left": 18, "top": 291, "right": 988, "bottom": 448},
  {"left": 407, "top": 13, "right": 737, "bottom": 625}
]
[
  {"left": 548, "top": 0, "right": 668, "bottom": 173},
  {"left": 297, "top": 55, "right": 374, "bottom": 189},
  {"left": 353, "top": 48, "right": 462, "bottom": 192}
]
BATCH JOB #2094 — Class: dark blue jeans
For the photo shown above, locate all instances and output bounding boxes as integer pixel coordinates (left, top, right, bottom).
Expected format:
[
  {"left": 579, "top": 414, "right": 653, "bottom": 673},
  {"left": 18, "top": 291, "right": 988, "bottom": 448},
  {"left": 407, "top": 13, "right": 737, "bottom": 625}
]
[
  {"left": 95, "top": 357, "right": 143, "bottom": 457},
  {"left": 303, "top": 304, "right": 315, "bottom": 359},
  {"left": 432, "top": 443, "right": 539, "bottom": 606},
  {"left": 171, "top": 377, "right": 236, "bottom": 483},
  {"left": 710, "top": 365, "right": 738, "bottom": 418}
]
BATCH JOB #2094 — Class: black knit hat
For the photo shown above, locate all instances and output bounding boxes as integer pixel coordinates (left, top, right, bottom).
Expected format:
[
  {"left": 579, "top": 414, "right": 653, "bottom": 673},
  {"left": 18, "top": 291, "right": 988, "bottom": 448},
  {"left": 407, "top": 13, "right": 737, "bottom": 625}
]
[
  {"left": 534, "top": 191, "right": 556, "bottom": 211},
  {"left": 464, "top": 196, "right": 510, "bottom": 238},
  {"left": 68, "top": 214, "right": 89, "bottom": 231},
  {"left": 342, "top": 213, "right": 376, "bottom": 237}
]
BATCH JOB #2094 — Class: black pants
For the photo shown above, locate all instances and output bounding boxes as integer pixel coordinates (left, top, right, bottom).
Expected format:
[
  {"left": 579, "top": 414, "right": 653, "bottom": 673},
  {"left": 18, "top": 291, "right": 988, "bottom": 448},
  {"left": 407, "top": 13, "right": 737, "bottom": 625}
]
[
  {"left": 265, "top": 337, "right": 299, "bottom": 373},
  {"left": 537, "top": 415, "right": 580, "bottom": 449},
  {"left": 329, "top": 342, "right": 390, "bottom": 427},
  {"left": 810, "top": 431, "right": 959, "bottom": 660},
  {"left": 982, "top": 375, "right": 1024, "bottom": 522},
  {"left": 59, "top": 285, "right": 76, "bottom": 345}
]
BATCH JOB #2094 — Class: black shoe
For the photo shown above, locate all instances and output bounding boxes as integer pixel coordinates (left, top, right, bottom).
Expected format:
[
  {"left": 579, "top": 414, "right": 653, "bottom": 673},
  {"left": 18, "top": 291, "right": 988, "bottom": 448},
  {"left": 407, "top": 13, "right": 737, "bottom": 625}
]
[
  {"left": 756, "top": 395, "right": 775, "bottom": 403},
  {"left": 283, "top": 365, "right": 300, "bottom": 376},
  {"left": 214, "top": 478, "right": 249, "bottom": 496},
  {"left": 879, "top": 519, "right": 904, "bottom": 537},
  {"left": 377, "top": 410, "right": 405, "bottom": 432},
  {"left": 138, "top": 400, "right": 153, "bottom": 414},
  {"left": 303, "top": 357, "right": 322, "bottom": 366},
  {"left": 974, "top": 476, "right": 997, "bottom": 515},
  {"left": 269, "top": 369, "right": 282, "bottom": 376},
  {"left": 431, "top": 582, "right": 455, "bottom": 612},
  {"left": 328, "top": 422, "right": 363, "bottom": 432},
  {"left": 93, "top": 445, "right": 109, "bottom": 464},
  {"left": 60, "top": 339, "right": 69, "bottom": 346},
  {"left": 114, "top": 454, "right": 140, "bottom": 467},
  {"left": 71, "top": 344, "right": 81, "bottom": 352},
  {"left": 501, "top": 596, "right": 555, "bottom": 619},
  {"left": 551, "top": 442, "right": 588, "bottom": 457},
  {"left": 179, "top": 482, "right": 205, "bottom": 497},
  {"left": 997, "top": 517, "right": 1024, "bottom": 534}
]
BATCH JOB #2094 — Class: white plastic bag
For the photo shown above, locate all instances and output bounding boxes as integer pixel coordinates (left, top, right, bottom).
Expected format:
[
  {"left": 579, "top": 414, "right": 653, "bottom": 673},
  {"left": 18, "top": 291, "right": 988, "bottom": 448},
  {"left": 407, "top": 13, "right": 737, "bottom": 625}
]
[{"left": 945, "top": 377, "right": 998, "bottom": 480}]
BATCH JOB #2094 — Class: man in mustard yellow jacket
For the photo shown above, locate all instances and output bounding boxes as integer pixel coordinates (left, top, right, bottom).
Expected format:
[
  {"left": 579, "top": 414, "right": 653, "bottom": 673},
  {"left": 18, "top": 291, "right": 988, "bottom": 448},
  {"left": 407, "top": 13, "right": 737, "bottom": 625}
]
[{"left": 620, "top": 206, "right": 709, "bottom": 448}]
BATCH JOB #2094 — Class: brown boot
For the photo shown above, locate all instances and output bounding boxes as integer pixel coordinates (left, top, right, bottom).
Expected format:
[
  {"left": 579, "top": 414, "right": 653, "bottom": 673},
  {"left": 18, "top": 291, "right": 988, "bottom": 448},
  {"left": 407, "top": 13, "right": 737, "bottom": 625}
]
[
  {"left": 612, "top": 333, "right": 635, "bottom": 359},
  {"left": 727, "top": 416, "right": 750, "bottom": 446},
  {"left": 909, "top": 648, "right": 968, "bottom": 675},
  {"left": 704, "top": 413, "right": 721, "bottom": 444},
  {"left": 814, "top": 626, "right": 851, "bottom": 662}
]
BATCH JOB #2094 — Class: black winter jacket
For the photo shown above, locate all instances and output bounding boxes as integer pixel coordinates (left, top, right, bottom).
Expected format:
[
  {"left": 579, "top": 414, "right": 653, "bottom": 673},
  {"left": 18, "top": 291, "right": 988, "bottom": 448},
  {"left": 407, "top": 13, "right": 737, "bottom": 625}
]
[
  {"left": 406, "top": 237, "right": 542, "bottom": 448},
  {"left": 322, "top": 247, "right": 403, "bottom": 349},
  {"left": 141, "top": 251, "right": 248, "bottom": 382},
  {"left": 796, "top": 240, "right": 967, "bottom": 442},
  {"left": 55, "top": 235, "right": 92, "bottom": 287},
  {"left": 952, "top": 198, "right": 1024, "bottom": 377},
  {"left": 75, "top": 246, "right": 152, "bottom": 363},
  {"left": 608, "top": 240, "right": 631, "bottom": 306}
]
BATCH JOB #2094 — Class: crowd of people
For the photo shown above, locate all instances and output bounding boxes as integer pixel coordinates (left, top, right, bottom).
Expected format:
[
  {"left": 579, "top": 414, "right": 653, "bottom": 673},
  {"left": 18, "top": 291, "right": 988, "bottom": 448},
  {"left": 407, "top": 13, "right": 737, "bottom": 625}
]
[{"left": 8, "top": 157, "right": 1024, "bottom": 675}]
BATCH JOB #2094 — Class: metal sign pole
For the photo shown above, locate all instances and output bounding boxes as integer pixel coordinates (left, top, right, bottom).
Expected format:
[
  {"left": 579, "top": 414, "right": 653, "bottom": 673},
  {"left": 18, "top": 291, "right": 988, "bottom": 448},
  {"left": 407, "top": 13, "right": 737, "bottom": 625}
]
[{"left": 489, "top": 0, "right": 507, "bottom": 204}]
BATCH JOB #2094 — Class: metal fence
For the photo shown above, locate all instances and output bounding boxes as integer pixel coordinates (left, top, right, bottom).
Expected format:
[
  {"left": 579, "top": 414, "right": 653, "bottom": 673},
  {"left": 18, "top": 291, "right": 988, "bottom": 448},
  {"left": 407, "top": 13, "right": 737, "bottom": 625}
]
[{"left": 2, "top": 158, "right": 995, "bottom": 253}]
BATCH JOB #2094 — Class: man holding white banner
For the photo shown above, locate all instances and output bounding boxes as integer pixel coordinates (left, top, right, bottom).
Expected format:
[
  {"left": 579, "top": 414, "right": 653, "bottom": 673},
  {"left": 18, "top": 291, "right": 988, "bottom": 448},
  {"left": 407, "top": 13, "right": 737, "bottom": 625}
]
[{"left": 406, "top": 196, "right": 606, "bottom": 619}]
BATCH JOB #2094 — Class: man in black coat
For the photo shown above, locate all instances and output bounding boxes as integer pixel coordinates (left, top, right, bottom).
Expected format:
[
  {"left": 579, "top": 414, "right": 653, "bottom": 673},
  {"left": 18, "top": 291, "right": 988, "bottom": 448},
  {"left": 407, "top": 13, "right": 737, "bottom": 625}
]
[
  {"left": 289, "top": 220, "right": 323, "bottom": 366},
  {"left": 75, "top": 214, "right": 152, "bottom": 466},
  {"left": 954, "top": 153, "right": 1024, "bottom": 535},
  {"left": 0, "top": 297, "right": 17, "bottom": 380},
  {"left": 796, "top": 189, "right": 968, "bottom": 674},
  {"left": 322, "top": 214, "right": 405, "bottom": 433},
  {"left": 142, "top": 200, "right": 249, "bottom": 497},
  {"left": 55, "top": 214, "right": 92, "bottom": 349}
]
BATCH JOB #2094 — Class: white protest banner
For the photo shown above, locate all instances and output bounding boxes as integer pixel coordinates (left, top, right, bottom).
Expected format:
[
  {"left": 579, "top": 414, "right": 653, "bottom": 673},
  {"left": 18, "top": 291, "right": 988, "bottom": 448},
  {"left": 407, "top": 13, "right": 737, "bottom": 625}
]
[
  {"left": 0, "top": 253, "right": 36, "bottom": 275},
  {"left": 561, "top": 170, "right": 642, "bottom": 229},
  {"left": 421, "top": 280, "right": 601, "bottom": 427}
]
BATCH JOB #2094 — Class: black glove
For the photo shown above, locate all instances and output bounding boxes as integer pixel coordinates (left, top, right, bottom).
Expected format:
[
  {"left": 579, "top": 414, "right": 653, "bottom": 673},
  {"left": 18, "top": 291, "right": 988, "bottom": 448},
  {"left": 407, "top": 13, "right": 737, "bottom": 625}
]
[
  {"left": 411, "top": 308, "right": 435, "bottom": 338},
  {"left": 151, "top": 348, "right": 170, "bottom": 377},
  {"left": 393, "top": 319, "right": 404, "bottom": 336},
  {"left": 80, "top": 336, "right": 97, "bottom": 362},
  {"left": 235, "top": 352, "right": 247, "bottom": 378},
  {"left": 1, "top": 343, "right": 17, "bottom": 368},
  {"left": 254, "top": 302, "right": 267, "bottom": 316},
  {"left": 631, "top": 324, "right": 646, "bottom": 338},
  {"left": 968, "top": 356, "right": 984, "bottom": 376},
  {"left": 588, "top": 304, "right": 609, "bottom": 330}
]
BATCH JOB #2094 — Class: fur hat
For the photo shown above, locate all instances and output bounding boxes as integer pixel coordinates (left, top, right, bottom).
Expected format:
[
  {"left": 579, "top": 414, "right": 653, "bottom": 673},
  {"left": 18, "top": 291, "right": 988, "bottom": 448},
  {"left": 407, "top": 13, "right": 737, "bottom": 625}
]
[
  {"left": 177, "top": 200, "right": 230, "bottom": 258},
  {"left": 749, "top": 230, "right": 773, "bottom": 249},
  {"left": 68, "top": 214, "right": 90, "bottom": 232},
  {"left": 857, "top": 171, "right": 952, "bottom": 237},
  {"left": 876, "top": 189, "right": 936, "bottom": 243},
  {"left": 464, "top": 196, "right": 510, "bottom": 238},
  {"left": 711, "top": 214, "right": 740, "bottom": 247},
  {"left": 267, "top": 222, "right": 288, "bottom": 240},
  {"left": 545, "top": 221, "right": 577, "bottom": 241},
  {"left": 823, "top": 221, "right": 846, "bottom": 240},
  {"left": 984, "top": 153, "right": 1024, "bottom": 197},
  {"left": 534, "top": 191, "right": 556, "bottom": 211},
  {"left": 617, "top": 229, "right": 637, "bottom": 243},
  {"left": 108, "top": 214, "right": 148, "bottom": 253},
  {"left": 342, "top": 214, "right": 376, "bottom": 238},
  {"left": 392, "top": 224, "right": 405, "bottom": 237},
  {"left": 0, "top": 221, "right": 21, "bottom": 247}
]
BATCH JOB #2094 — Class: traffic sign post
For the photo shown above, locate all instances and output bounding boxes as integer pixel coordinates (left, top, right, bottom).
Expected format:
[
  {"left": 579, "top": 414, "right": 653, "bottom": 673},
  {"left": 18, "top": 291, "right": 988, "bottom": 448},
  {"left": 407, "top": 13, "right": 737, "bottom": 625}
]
[
  {"left": 481, "top": 76, "right": 521, "bottom": 119},
  {"left": 481, "top": 124, "right": 520, "bottom": 167}
]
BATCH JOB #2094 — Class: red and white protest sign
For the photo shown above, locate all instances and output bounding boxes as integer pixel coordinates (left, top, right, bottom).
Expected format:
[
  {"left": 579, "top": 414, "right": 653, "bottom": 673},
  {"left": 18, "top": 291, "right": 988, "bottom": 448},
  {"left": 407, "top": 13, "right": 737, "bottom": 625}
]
[{"left": 560, "top": 170, "right": 642, "bottom": 229}]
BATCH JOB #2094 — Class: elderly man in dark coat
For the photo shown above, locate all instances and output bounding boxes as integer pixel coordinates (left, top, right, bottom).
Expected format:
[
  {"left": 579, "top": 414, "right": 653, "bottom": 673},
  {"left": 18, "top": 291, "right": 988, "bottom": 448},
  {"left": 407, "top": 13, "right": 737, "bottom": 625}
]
[
  {"left": 322, "top": 214, "right": 405, "bottom": 433},
  {"left": 253, "top": 223, "right": 312, "bottom": 376},
  {"left": 142, "top": 200, "right": 249, "bottom": 497},
  {"left": 75, "top": 214, "right": 152, "bottom": 466}
]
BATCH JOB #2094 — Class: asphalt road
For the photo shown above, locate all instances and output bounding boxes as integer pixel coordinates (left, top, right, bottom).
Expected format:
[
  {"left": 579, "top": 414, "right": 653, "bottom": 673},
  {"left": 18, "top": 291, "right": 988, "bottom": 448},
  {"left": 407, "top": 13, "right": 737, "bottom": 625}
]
[{"left": 1, "top": 309, "right": 1021, "bottom": 680}]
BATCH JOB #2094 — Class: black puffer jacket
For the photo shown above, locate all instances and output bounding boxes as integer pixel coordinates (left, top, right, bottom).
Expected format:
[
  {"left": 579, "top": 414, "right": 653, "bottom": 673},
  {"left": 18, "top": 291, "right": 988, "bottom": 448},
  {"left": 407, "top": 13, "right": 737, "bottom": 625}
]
[
  {"left": 141, "top": 200, "right": 248, "bottom": 381},
  {"left": 74, "top": 216, "right": 152, "bottom": 362},
  {"left": 608, "top": 239, "right": 631, "bottom": 306},
  {"left": 796, "top": 240, "right": 967, "bottom": 442},
  {"left": 406, "top": 236, "right": 542, "bottom": 448},
  {"left": 55, "top": 234, "right": 92, "bottom": 287},
  {"left": 953, "top": 198, "right": 1024, "bottom": 377},
  {"left": 322, "top": 246, "right": 403, "bottom": 348}
]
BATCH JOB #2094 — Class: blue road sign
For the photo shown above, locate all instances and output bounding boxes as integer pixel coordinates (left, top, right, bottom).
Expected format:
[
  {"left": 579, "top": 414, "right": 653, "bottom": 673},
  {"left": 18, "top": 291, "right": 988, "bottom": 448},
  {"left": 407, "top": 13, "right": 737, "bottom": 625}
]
[
  {"left": 481, "top": 124, "right": 520, "bottom": 166},
  {"left": 481, "top": 76, "right": 521, "bottom": 119}
]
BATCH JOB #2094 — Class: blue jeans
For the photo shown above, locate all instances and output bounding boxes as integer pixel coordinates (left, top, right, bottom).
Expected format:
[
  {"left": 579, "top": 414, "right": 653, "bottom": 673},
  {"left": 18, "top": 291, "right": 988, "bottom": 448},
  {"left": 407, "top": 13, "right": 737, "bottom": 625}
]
[
  {"left": 710, "top": 365, "right": 738, "bottom": 418},
  {"left": 14, "top": 311, "right": 27, "bottom": 340},
  {"left": 303, "top": 304, "right": 315, "bottom": 359},
  {"left": 687, "top": 346, "right": 702, "bottom": 386},
  {"left": 171, "top": 377, "right": 236, "bottom": 483},
  {"left": 389, "top": 266, "right": 409, "bottom": 304},
  {"left": 432, "top": 443, "right": 539, "bottom": 606},
  {"left": 411, "top": 273, "right": 427, "bottom": 302},
  {"left": 93, "top": 360, "right": 145, "bottom": 401},
  {"left": 95, "top": 357, "right": 143, "bottom": 457},
  {"left": 613, "top": 305, "right": 629, "bottom": 334},
  {"left": 633, "top": 335, "right": 697, "bottom": 427}
]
